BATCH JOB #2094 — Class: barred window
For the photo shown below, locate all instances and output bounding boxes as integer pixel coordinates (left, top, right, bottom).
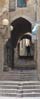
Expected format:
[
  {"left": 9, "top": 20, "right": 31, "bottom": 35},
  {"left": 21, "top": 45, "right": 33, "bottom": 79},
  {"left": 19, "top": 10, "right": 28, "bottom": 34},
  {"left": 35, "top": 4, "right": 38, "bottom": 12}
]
[
  {"left": 17, "top": 0, "right": 27, "bottom": 7},
  {"left": 9, "top": 0, "right": 16, "bottom": 11}
]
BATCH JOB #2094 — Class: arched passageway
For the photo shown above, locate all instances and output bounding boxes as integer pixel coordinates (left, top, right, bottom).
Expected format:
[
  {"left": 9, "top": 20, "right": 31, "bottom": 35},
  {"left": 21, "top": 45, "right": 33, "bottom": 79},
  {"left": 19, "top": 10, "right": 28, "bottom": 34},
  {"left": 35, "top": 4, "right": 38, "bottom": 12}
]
[
  {"left": 11, "top": 17, "right": 32, "bottom": 69},
  {"left": 4, "top": 17, "right": 36, "bottom": 69},
  {"left": 11, "top": 17, "right": 32, "bottom": 48}
]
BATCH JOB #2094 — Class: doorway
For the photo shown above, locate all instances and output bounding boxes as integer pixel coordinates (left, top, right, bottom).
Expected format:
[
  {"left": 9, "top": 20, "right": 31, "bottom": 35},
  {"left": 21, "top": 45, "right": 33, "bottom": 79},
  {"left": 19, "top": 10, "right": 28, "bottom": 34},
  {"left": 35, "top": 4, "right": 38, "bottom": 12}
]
[
  {"left": 4, "top": 17, "right": 37, "bottom": 70},
  {"left": 10, "top": 17, "right": 36, "bottom": 69}
]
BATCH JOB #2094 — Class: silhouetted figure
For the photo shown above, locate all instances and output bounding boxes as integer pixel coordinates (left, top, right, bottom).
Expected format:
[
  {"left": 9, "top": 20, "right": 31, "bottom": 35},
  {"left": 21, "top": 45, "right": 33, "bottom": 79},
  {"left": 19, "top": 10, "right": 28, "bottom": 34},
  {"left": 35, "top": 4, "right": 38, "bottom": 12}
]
[
  {"left": 25, "top": 39, "right": 31, "bottom": 56},
  {"left": 27, "top": 45, "right": 31, "bottom": 56}
]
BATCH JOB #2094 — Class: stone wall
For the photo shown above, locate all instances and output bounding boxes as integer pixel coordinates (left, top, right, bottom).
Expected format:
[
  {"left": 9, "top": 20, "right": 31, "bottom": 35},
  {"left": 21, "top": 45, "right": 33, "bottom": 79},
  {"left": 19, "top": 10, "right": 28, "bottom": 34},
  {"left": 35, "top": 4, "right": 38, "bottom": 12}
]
[
  {"left": 37, "top": 26, "right": 40, "bottom": 80},
  {"left": 0, "top": 0, "right": 40, "bottom": 74},
  {"left": 0, "top": 36, "right": 3, "bottom": 71},
  {"left": 0, "top": 11, "right": 10, "bottom": 71},
  {"left": 9, "top": 6, "right": 35, "bottom": 25}
]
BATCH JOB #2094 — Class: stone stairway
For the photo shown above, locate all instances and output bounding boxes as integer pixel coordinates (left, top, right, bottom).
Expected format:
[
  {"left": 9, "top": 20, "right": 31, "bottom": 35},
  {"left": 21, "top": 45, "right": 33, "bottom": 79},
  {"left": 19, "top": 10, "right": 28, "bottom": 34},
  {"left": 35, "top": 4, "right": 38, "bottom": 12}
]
[
  {"left": 0, "top": 70, "right": 38, "bottom": 81},
  {"left": 0, "top": 81, "right": 40, "bottom": 97}
]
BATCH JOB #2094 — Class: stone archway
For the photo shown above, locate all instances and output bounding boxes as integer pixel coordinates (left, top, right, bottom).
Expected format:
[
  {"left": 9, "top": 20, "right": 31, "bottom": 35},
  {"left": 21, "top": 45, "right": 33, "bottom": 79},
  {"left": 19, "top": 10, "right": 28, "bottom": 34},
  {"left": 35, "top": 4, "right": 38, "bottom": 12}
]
[
  {"left": 11, "top": 17, "right": 32, "bottom": 47},
  {"left": 10, "top": 17, "right": 32, "bottom": 69},
  {"left": 4, "top": 17, "right": 37, "bottom": 70}
]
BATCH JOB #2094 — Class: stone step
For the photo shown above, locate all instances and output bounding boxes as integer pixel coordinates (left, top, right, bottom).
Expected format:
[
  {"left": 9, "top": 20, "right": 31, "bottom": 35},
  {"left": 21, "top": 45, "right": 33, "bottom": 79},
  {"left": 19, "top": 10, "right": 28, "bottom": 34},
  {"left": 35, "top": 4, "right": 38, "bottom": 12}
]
[
  {"left": 0, "top": 70, "right": 38, "bottom": 81},
  {"left": 0, "top": 81, "right": 40, "bottom": 97}
]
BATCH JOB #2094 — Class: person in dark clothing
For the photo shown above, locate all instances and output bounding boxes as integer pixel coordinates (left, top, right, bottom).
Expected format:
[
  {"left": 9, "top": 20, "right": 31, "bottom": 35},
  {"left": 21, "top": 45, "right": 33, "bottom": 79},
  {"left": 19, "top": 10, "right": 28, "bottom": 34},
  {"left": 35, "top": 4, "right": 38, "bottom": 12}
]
[
  {"left": 27, "top": 45, "right": 31, "bottom": 56},
  {"left": 26, "top": 38, "right": 31, "bottom": 56},
  {"left": 24, "top": 32, "right": 32, "bottom": 57}
]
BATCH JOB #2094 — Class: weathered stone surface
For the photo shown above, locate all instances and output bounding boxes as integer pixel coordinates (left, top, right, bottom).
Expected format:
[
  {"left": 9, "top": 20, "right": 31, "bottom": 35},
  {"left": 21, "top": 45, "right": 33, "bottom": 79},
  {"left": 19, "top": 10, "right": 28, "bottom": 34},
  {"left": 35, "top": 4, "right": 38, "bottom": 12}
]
[
  {"left": 0, "top": 0, "right": 40, "bottom": 79},
  {"left": 37, "top": 26, "right": 40, "bottom": 79}
]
